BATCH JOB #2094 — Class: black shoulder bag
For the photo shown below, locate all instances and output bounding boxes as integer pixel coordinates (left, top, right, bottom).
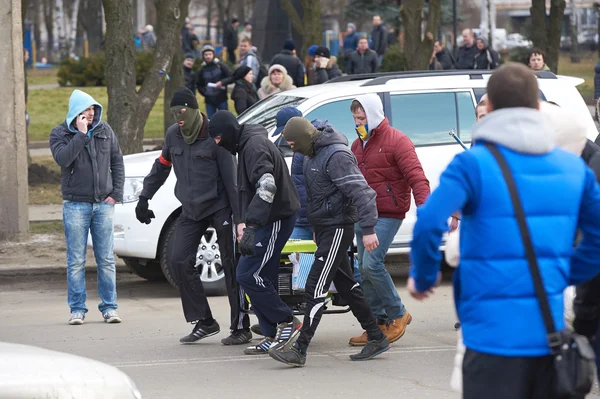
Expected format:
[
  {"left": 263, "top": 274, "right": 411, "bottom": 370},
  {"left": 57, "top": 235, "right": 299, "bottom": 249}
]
[{"left": 484, "top": 142, "right": 595, "bottom": 398}]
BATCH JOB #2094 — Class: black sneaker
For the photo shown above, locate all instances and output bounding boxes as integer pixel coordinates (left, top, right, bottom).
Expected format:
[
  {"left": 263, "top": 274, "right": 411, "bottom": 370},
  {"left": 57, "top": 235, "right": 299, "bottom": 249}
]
[
  {"left": 349, "top": 335, "right": 390, "bottom": 361},
  {"left": 250, "top": 324, "right": 263, "bottom": 336},
  {"left": 269, "top": 344, "right": 306, "bottom": 367},
  {"left": 221, "top": 329, "right": 252, "bottom": 345},
  {"left": 243, "top": 337, "right": 274, "bottom": 355},
  {"left": 269, "top": 316, "right": 302, "bottom": 352},
  {"left": 179, "top": 320, "right": 220, "bottom": 344}
]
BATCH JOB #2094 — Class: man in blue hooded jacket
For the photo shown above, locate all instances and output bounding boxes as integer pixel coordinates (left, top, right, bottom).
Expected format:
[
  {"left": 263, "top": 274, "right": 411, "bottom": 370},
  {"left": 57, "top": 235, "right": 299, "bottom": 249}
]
[
  {"left": 409, "top": 63, "right": 600, "bottom": 398},
  {"left": 49, "top": 89, "right": 124, "bottom": 326}
]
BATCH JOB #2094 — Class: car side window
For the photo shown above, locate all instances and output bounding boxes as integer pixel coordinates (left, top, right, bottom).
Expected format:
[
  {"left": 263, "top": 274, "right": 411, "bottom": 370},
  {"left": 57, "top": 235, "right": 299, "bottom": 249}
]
[
  {"left": 390, "top": 92, "right": 458, "bottom": 146},
  {"left": 305, "top": 99, "right": 357, "bottom": 145},
  {"left": 456, "top": 92, "right": 476, "bottom": 142}
]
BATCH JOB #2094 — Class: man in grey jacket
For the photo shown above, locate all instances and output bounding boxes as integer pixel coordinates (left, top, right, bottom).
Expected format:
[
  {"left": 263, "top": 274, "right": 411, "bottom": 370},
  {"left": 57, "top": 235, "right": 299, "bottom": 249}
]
[
  {"left": 348, "top": 37, "right": 378, "bottom": 75},
  {"left": 268, "top": 117, "right": 390, "bottom": 367},
  {"left": 49, "top": 89, "right": 124, "bottom": 326}
]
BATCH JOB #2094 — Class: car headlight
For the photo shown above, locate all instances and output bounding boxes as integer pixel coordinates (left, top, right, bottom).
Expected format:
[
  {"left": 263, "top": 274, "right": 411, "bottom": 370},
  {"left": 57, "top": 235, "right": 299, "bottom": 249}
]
[{"left": 122, "top": 177, "right": 144, "bottom": 203}]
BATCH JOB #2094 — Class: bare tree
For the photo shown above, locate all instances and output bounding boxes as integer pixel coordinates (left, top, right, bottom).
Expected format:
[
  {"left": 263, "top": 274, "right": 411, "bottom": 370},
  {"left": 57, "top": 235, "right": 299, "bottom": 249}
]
[
  {"left": 42, "top": 0, "right": 54, "bottom": 61},
  {"left": 78, "top": 0, "right": 104, "bottom": 54},
  {"left": 400, "top": 0, "right": 441, "bottom": 70},
  {"left": 55, "top": 0, "right": 67, "bottom": 59},
  {"left": 530, "top": 0, "right": 565, "bottom": 72},
  {"left": 67, "top": 0, "right": 81, "bottom": 56},
  {"left": 103, "top": 0, "right": 184, "bottom": 154},
  {"left": 280, "top": 0, "right": 322, "bottom": 58}
]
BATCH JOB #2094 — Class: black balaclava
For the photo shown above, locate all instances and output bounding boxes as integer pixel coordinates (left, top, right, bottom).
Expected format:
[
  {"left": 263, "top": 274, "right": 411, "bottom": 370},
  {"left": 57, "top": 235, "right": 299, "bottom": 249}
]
[
  {"left": 208, "top": 110, "right": 242, "bottom": 155},
  {"left": 170, "top": 87, "right": 202, "bottom": 144}
]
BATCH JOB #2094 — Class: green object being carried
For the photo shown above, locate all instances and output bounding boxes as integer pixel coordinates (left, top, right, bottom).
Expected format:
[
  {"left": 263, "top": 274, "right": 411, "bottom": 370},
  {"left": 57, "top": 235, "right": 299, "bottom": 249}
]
[{"left": 282, "top": 239, "right": 317, "bottom": 254}]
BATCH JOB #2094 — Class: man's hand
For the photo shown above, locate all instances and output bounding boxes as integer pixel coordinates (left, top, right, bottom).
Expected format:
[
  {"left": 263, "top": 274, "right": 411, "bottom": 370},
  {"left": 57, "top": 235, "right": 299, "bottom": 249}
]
[
  {"left": 237, "top": 223, "right": 246, "bottom": 243},
  {"left": 449, "top": 216, "right": 459, "bottom": 232},
  {"left": 362, "top": 233, "right": 379, "bottom": 252},
  {"left": 318, "top": 57, "right": 329, "bottom": 69},
  {"left": 239, "top": 227, "right": 257, "bottom": 256},
  {"left": 76, "top": 114, "right": 88, "bottom": 134},
  {"left": 103, "top": 196, "right": 116, "bottom": 205},
  {"left": 215, "top": 81, "right": 223, "bottom": 89},
  {"left": 135, "top": 196, "right": 155, "bottom": 224},
  {"left": 407, "top": 272, "right": 442, "bottom": 301}
]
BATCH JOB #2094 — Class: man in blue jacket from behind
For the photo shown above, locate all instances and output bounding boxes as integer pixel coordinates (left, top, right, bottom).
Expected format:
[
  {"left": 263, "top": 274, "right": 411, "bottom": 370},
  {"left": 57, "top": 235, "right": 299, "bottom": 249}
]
[{"left": 409, "top": 63, "right": 600, "bottom": 398}]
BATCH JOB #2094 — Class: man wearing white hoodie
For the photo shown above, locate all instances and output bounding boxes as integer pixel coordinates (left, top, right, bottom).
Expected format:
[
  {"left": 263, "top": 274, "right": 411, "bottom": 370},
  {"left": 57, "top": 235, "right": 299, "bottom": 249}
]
[{"left": 349, "top": 93, "right": 430, "bottom": 346}]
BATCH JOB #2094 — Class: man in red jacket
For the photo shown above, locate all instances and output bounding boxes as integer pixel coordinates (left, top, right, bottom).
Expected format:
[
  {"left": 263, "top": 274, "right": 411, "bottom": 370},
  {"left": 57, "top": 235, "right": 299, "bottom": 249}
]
[{"left": 349, "top": 93, "right": 430, "bottom": 346}]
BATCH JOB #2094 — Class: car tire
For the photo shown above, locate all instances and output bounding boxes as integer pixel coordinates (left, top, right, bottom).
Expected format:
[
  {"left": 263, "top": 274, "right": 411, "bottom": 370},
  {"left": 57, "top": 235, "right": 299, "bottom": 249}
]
[
  {"left": 158, "top": 219, "right": 227, "bottom": 296},
  {"left": 123, "top": 258, "right": 166, "bottom": 282}
]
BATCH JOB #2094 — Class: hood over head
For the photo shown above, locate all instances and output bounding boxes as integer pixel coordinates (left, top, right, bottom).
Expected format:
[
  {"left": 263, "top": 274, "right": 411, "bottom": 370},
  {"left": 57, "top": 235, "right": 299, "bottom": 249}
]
[
  {"left": 539, "top": 101, "right": 587, "bottom": 155},
  {"left": 208, "top": 110, "right": 241, "bottom": 155},
  {"left": 66, "top": 89, "right": 103, "bottom": 134},
  {"left": 472, "top": 107, "right": 556, "bottom": 154},
  {"left": 313, "top": 124, "right": 348, "bottom": 150},
  {"left": 352, "top": 93, "right": 385, "bottom": 140}
]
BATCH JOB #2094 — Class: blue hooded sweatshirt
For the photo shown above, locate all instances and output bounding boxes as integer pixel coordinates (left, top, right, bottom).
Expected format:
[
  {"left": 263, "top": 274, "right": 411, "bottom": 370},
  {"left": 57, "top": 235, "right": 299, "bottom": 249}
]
[{"left": 66, "top": 89, "right": 103, "bottom": 137}]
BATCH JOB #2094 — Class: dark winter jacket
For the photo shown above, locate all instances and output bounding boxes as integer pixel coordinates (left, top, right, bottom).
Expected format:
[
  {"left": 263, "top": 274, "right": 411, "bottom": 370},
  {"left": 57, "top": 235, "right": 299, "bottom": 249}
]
[
  {"left": 474, "top": 47, "right": 500, "bottom": 70},
  {"left": 594, "top": 61, "right": 600, "bottom": 107},
  {"left": 435, "top": 49, "right": 455, "bottom": 70},
  {"left": 270, "top": 50, "right": 305, "bottom": 88},
  {"left": 304, "top": 126, "right": 377, "bottom": 234},
  {"left": 371, "top": 24, "right": 387, "bottom": 56},
  {"left": 196, "top": 60, "right": 231, "bottom": 106},
  {"left": 237, "top": 124, "right": 300, "bottom": 227},
  {"left": 49, "top": 90, "right": 124, "bottom": 203},
  {"left": 315, "top": 56, "right": 343, "bottom": 84},
  {"left": 573, "top": 139, "right": 600, "bottom": 338},
  {"left": 343, "top": 32, "right": 359, "bottom": 58},
  {"left": 231, "top": 79, "right": 259, "bottom": 115},
  {"left": 223, "top": 24, "right": 239, "bottom": 53},
  {"left": 140, "top": 118, "right": 240, "bottom": 223},
  {"left": 184, "top": 66, "right": 196, "bottom": 94},
  {"left": 455, "top": 44, "right": 478, "bottom": 70},
  {"left": 348, "top": 49, "right": 378, "bottom": 75},
  {"left": 181, "top": 27, "right": 195, "bottom": 54},
  {"left": 291, "top": 152, "right": 309, "bottom": 227}
]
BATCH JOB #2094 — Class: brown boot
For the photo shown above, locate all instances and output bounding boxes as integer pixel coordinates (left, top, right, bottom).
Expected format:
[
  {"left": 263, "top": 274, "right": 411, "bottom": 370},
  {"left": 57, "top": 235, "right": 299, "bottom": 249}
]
[
  {"left": 386, "top": 312, "right": 412, "bottom": 343},
  {"left": 349, "top": 324, "right": 388, "bottom": 347}
]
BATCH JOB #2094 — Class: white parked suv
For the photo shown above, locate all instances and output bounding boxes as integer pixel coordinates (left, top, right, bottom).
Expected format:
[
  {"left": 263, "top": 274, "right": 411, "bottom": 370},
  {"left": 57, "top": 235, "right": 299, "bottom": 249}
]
[{"left": 112, "top": 70, "right": 598, "bottom": 294}]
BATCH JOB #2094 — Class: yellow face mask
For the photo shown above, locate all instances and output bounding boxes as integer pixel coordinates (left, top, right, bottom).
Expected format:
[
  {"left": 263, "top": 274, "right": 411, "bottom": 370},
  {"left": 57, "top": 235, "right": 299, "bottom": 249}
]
[{"left": 356, "top": 124, "right": 369, "bottom": 141}]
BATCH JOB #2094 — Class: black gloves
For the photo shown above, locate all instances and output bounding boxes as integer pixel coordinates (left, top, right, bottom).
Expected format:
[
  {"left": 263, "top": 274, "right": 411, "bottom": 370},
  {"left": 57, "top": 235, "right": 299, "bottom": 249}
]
[
  {"left": 239, "top": 227, "right": 257, "bottom": 256},
  {"left": 135, "top": 196, "right": 155, "bottom": 224}
]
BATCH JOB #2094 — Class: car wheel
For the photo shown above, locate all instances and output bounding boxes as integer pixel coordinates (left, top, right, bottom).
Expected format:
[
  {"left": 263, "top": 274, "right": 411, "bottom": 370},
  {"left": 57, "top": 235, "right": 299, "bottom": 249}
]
[
  {"left": 159, "top": 220, "right": 227, "bottom": 296},
  {"left": 123, "top": 257, "right": 166, "bottom": 282}
]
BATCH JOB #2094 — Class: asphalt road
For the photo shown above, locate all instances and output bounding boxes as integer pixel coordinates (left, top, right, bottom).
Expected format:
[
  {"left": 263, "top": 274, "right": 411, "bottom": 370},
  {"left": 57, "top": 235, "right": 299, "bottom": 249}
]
[{"left": 1, "top": 272, "right": 598, "bottom": 399}]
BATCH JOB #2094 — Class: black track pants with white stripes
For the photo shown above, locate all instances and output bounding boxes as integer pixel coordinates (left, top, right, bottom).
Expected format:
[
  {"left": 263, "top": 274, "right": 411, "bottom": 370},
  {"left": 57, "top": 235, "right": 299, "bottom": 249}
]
[
  {"left": 236, "top": 215, "right": 296, "bottom": 338},
  {"left": 296, "top": 227, "right": 383, "bottom": 351}
]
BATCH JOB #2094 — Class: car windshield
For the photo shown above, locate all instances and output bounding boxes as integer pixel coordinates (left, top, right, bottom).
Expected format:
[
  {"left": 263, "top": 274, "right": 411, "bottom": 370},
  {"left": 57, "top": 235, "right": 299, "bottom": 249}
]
[{"left": 237, "top": 94, "right": 308, "bottom": 132}]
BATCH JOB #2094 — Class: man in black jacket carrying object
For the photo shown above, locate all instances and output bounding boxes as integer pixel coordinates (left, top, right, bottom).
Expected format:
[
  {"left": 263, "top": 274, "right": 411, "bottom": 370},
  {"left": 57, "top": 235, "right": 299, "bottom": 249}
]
[
  {"left": 135, "top": 87, "right": 251, "bottom": 346},
  {"left": 269, "top": 117, "right": 390, "bottom": 367},
  {"left": 208, "top": 110, "right": 303, "bottom": 356}
]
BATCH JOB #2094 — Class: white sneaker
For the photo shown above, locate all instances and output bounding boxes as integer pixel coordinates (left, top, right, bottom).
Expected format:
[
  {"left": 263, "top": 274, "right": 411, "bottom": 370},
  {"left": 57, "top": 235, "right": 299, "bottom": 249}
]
[
  {"left": 69, "top": 312, "right": 85, "bottom": 325},
  {"left": 103, "top": 310, "right": 122, "bottom": 324}
]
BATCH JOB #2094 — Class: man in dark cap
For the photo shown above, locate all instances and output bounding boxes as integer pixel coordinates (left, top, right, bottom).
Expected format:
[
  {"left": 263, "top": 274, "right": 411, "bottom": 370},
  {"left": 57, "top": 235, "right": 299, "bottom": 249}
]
[
  {"left": 208, "top": 110, "right": 302, "bottom": 356},
  {"left": 270, "top": 39, "right": 305, "bottom": 88},
  {"left": 314, "top": 46, "right": 342, "bottom": 84},
  {"left": 267, "top": 117, "right": 390, "bottom": 367},
  {"left": 135, "top": 87, "right": 251, "bottom": 346}
]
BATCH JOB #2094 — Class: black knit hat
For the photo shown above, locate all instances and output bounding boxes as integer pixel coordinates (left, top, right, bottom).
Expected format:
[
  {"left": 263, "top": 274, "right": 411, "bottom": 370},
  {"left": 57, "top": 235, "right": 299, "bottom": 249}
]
[
  {"left": 314, "top": 46, "right": 330, "bottom": 58},
  {"left": 171, "top": 87, "right": 198, "bottom": 109},
  {"left": 234, "top": 65, "right": 252, "bottom": 80}
]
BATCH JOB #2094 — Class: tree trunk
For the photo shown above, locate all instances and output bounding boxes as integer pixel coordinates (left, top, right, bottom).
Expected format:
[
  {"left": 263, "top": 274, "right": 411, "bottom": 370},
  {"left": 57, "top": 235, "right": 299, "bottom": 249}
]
[
  {"left": 205, "top": 0, "right": 212, "bottom": 40},
  {"left": 529, "top": 0, "right": 548, "bottom": 58},
  {"left": 33, "top": 1, "right": 42, "bottom": 61},
  {"left": 55, "top": 0, "right": 68, "bottom": 60},
  {"left": 67, "top": 0, "right": 80, "bottom": 57},
  {"left": 400, "top": 0, "right": 440, "bottom": 70},
  {"left": 80, "top": 0, "right": 104, "bottom": 54},
  {"left": 569, "top": 0, "right": 580, "bottom": 63},
  {"left": 281, "top": 0, "right": 321, "bottom": 59},
  {"left": 547, "top": 0, "right": 566, "bottom": 72},
  {"left": 43, "top": 0, "right": 54, "bottom": 62},
  {"left": 164, "top": 0, "right": 190, "bottom": 132},
  {"left": 237, "top": 0, "right": 245, "bottom": 24},
  {"left": 103, "top": 0, "right": 184, "bottom": 155}
]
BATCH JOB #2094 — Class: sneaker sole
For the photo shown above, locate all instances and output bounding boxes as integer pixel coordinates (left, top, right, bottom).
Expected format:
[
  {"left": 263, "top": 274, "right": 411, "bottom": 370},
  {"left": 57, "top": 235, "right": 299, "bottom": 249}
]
[
  {"left": 243, "top": 348, "right": 269, "bottom": 355},
  {"left": 69, "top": 320, "right": 84, "bottom": 325},
  {"left": 269, "top": 325, "right": 302, "bottom": 353},
  {"left": 104, "top": 318, "right": 122, "bottom": 324},
  {"left": 179, "top": 329, "right": 220, "bottom": 344},
  {"left": 221, "top": 336, "right": 252, "bottom": 346},
  {"left": 268, "top": 349, "right": 305, "bottom": 367},
  {"left": 349, "top": 345, "right": 391, "bottom": 361},
  {"left": 388, "top": 314, "right": 412, "bottom": 344}
]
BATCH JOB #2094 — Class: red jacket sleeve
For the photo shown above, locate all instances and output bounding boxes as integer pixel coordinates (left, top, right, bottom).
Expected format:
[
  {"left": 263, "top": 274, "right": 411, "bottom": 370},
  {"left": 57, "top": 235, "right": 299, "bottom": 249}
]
[{"left": 394, "top": 135, "right": 430, "bottom": 206}]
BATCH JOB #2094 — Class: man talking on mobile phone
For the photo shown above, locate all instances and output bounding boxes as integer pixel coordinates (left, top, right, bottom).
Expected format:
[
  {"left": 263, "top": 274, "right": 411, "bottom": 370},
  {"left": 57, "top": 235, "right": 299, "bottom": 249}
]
[{"left": 49, "top": 89, "right": 124, "bottom": 326}]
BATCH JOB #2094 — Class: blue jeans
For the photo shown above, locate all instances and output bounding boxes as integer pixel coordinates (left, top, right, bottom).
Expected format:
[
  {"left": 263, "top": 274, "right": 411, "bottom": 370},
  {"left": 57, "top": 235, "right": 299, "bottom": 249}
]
[
  {"left": 206, "top": 101, "right": 228, "bottom": 118},
  {"left": 63, "top": 201, "right": 118, "bottom": 314},
  {"left": 290, "top": 226, "right": 313, "bottom": 240},
  {"left": 355, "top": 217, "right": 405, "bottom": 321}
]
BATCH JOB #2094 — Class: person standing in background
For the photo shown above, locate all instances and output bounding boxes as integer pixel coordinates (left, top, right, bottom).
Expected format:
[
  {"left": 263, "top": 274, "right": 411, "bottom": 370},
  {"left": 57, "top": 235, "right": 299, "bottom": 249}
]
[
  {"left": 370, "top": 16, "right": 387, "bottom": 66},
  {"left": 224, "top": 18, "right": 240, "bottom": 64},
  {"left": 343, "top": 23, "right": 359, "bottom": 73}
]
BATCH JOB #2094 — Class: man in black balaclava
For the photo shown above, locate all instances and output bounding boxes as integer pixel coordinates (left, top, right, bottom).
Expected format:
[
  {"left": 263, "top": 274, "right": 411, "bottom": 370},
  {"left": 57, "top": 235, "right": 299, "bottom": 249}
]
[
  {"left": 135, "top": 87, "right": 251, "bottom": 345},
  {"left": 208, "top": 110, "right": 303, "bottom": 356}
]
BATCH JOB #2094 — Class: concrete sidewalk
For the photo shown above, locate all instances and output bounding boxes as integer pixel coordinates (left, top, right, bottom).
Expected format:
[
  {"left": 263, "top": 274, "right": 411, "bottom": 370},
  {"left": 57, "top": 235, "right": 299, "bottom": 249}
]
[{"left": 29, "top": 204, "right": 62, "bottom": 222}]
